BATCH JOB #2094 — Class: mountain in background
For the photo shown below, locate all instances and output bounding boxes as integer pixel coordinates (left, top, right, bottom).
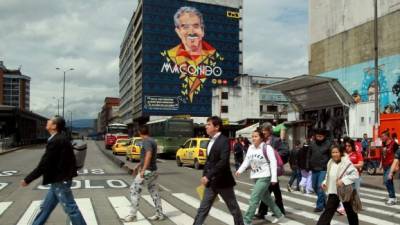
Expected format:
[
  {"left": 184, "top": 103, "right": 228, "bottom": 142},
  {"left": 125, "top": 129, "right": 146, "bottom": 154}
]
[{"left": 71, "top": 119, "right": 95, "bottom": 129}]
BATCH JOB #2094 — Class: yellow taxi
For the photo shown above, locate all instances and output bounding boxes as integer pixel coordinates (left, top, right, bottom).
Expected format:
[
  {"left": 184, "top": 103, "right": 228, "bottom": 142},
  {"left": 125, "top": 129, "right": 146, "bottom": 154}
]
[
  {"left": 176, "top": 138, "right": 210, "bottom": 170},
  {"left": 126, "top": 137, "right": 143, "bottom": 162},
  {"left": 111, "top": 138, "right": 130, "bottom": 155}
]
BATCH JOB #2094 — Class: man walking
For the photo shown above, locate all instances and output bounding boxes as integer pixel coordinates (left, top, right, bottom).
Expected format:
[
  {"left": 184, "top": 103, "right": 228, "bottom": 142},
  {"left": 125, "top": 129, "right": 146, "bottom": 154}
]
[
  {"left": 380, "top": 131, "right": 398, "bottom": 205},
  {"left": 122, "top": 125, "right": 164, "bottom": 222},
  {"left": 21, "top": 116, "right": 86, "bottom": 225},
  {"left": 193, "top": 116, "right": 244, "bottom": 225},
  {"left": 234, "top": 137, "right": 244, "bottom": 171},
  {"left": 308, "top": 128, "right": 331, "bottom": 212}
]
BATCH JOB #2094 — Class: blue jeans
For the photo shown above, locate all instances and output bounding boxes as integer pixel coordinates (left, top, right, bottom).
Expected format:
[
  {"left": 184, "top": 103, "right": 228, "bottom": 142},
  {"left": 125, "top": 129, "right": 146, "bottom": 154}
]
[
  {"left": 288, "top": 169, "right": 301, "bottom": 188},
  {"left": 312, "top": 170, "right": 327, "bottom": 210},
  {"left": 383, "top": 167, "right": 396, "bottom": 198},
  {"left": 32, "top": 181, "right": 86, "bottom": 225}
]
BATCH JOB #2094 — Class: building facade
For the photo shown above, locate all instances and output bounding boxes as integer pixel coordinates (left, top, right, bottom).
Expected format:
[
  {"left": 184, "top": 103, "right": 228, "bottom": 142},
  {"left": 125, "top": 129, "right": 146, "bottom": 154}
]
[
  {"left": 0, "top": 61, "right": 30, "bottom": 111},
  {"left": 119, "top": 0, "right": 243, "bottom": 125},
  {"left": 212, "top": 75, "right": 288, "bottom": 123},
  {"left": 309, "top": 0, "right": 400, "bottom": 112},
  {"left": 119, "top": 11, "right": 135, "bottom": 127},
  {"left": 98, "top": 97, "right": 120, "bottom": 133}
]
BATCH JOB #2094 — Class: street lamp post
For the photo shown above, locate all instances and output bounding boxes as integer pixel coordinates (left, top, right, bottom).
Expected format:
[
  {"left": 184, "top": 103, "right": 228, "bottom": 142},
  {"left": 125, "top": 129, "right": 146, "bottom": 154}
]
[
  {"left": 56, "top": 67, "right": 74, "bottom": 118},
  {"left": 52, "top": 97, "right": 60, "bottom": 116}
]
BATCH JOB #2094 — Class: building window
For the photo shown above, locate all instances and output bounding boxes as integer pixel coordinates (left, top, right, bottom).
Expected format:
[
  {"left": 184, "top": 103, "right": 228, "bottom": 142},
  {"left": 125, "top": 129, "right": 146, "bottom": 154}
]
[
  {"left": 221, "top": 106, "right": 228, "bottom": 113},
  {"left": 260, "top": 105, "right": 263, "bottom": 113},
  {"left": 267, "top": 105, "right": 278, "bottom": 112},
  {"left": 221, "top": 92, "right": 228, "bottom": 100}
]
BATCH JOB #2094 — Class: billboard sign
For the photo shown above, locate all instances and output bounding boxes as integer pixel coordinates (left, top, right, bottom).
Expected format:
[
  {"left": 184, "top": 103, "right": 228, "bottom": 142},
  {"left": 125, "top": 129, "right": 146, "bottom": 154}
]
[{"left": 142, "top": 0, "right": 240, "bottom": 116}]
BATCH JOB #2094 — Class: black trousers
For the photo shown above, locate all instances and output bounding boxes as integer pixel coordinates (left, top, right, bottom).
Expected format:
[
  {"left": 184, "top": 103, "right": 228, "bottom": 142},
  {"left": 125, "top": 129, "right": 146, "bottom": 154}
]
[
  {"left": 257, "top": 182, "right": 285, "bottom": 216},
  {"left": 317, "top": 194, "right": 359, "bottom": 225},
  {"left": 193, "top": 186, "right": 244, "bottom": 225}
]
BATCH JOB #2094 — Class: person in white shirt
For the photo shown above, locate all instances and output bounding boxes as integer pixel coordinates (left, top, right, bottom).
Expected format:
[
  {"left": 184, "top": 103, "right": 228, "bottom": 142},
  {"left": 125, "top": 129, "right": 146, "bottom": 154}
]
[
  {"left": 235, "top": 129, "right": 284, "bottom": 225},
  {"left": 317, "top": 145, "right": 359, "bottom": 225}
]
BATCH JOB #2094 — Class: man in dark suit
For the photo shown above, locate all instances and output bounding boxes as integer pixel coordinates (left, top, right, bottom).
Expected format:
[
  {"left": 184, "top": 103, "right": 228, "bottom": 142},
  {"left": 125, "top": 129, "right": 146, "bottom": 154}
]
[
  {"left": 20, "top": 116, "right": 86, "bottom": 225},
  {"left": 193, "top": 116, "right": 244, "bottom": 225}
]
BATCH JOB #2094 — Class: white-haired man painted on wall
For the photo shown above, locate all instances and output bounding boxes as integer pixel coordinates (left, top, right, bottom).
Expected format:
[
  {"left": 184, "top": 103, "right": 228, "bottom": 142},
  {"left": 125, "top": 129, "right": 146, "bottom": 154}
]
[{"left": 161, "top": 6, "right": 224, "bottom": 103}]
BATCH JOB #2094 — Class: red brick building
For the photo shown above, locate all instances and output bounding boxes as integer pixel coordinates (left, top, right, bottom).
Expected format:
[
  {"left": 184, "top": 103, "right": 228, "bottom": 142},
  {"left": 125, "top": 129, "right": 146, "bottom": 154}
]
[
  {"left": 0, "top": 61, "right": 30, "bottom": 111},
  {"left": 98, "top": 97, "right": 120, "bottom": 133}
]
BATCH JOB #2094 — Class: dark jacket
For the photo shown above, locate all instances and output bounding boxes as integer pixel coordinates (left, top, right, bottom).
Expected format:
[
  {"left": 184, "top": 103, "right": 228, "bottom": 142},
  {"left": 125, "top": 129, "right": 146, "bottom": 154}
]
[
  {"left": 308, "top": 139, "right": 331, "bottom": 171},
  {"left": 298, "top": 144, "right": 310, "bottom": 170},
  {"left": 25, "top": 133, "right": 78, "bottom": 185},
  {"left": 203, "top": 134, "right": 236, "bottom": 189},
  {"left": 267, "top": 135, "right": 289, "bottom": 164},
  {"left": 233, "top": 142, "right": 244, "bottom": 161},
  {"left": 289, "top": 147, "right": 300, "bottom": 170}
]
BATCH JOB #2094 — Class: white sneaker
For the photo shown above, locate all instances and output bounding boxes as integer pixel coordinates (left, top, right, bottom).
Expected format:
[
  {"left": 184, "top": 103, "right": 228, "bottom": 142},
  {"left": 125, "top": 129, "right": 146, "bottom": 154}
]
[
  {"left": 148, "top": 214, "right": 165, "bottom": 221},
  {"left": 120, "top": 215, "right": 136, "bottom": 222},
  {"left": 271, "top": 215, "right": 285, "bottom": 223},
  {"left": 386, "top": 198, "right": 397, "bottom": 205}
]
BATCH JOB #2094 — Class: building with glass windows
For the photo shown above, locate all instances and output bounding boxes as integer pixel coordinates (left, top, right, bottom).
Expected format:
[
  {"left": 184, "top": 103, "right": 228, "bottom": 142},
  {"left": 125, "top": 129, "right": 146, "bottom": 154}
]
[{"left": 0, "top": 61, "right": 30, "bottom": 111}]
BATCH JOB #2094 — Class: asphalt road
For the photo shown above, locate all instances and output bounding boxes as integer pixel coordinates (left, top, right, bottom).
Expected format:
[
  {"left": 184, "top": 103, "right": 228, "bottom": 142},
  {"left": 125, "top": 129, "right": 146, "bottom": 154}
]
[{"left": 0, "top": 141, "right": 399, "bottom": 225}]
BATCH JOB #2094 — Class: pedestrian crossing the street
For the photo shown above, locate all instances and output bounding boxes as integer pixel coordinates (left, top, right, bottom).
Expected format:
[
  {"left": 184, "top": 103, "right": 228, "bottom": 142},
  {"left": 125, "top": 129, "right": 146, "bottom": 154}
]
[{"left": 1, "top": 184, "right": 399, "bottom": 225}]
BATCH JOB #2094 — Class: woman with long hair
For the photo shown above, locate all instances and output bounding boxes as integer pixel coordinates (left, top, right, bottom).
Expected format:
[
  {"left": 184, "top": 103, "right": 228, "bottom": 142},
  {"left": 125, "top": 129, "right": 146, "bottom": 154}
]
[{"left": 235, "top": 129, "right": 284, "bottom": 225}]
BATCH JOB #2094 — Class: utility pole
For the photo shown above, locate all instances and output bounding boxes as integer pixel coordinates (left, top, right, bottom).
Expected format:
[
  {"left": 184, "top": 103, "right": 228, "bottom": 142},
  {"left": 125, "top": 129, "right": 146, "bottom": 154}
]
[{"left": 374, "top": 0, "right": 379, "bottom": 127}]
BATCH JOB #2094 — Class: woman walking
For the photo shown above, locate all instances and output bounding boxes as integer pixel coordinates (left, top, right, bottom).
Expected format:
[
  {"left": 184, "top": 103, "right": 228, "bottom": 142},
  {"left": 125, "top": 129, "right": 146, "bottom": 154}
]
[
  {"left": 235, "top": 129, "right": 284, "bottom": 225},
  {"left": 317, "top": 145, "right": 359, "bottom": 225},
  {"left": 344, "top": 138, "right": 363, "bottom": 191}
]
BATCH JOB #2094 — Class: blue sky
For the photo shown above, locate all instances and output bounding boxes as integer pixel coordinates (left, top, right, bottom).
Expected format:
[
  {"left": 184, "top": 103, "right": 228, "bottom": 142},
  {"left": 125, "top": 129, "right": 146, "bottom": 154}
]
[{"left": 0, "top": 0, "right": 308, "bottom": 119}]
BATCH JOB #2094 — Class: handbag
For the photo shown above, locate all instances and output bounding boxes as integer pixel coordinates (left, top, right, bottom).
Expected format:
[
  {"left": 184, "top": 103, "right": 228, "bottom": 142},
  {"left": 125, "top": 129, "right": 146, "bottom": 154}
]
[{"left": 336, "top": 163, "right": 353, "bottom": 202}]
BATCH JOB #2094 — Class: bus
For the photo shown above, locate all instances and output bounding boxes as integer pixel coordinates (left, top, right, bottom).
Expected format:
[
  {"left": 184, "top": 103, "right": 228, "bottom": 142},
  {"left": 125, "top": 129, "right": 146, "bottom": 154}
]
[
  {"left": 104, "top": 123, "right": 129, "bottom": 149},
  {"left": 147, "top": 118, "right": 194, "bottom": 156}
]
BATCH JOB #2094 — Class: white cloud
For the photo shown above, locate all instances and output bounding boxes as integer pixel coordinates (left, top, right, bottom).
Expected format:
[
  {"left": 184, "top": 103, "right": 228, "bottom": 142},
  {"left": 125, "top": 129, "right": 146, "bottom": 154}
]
[{"left": 0, "top": 0, "right": 308, "bottom": 119}]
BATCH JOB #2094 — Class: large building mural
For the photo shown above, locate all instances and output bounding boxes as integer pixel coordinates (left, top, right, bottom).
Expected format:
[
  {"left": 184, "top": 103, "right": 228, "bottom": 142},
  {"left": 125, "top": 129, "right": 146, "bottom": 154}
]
[
  {"left": 142, "top": 0, "right": 240, "bottom": 116},
  {"left": 320, "top": 54, "right": 400, "bottom": 112}
]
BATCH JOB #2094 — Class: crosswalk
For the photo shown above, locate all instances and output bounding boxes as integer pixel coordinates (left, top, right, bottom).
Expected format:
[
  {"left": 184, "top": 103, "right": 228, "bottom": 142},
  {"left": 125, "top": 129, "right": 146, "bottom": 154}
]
[{"left": 0, "top": 184, "right": 398, "bottom": 225}]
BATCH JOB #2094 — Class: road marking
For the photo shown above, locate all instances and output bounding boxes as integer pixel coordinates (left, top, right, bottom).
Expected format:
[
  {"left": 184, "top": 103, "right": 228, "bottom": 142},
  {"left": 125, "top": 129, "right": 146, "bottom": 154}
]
[
  {"left": 108, "top": 196, "right": 151, "bottom": 225},
  {"left": 0, "top": 182, "right": 8, "bottom": 191},
  {"left": 157, "top": 159, "right": 166, "bottom": 163},
  {"left": 0, "top": 202, "right": 12, "bottom": 216},
  {"left": 234, "top": 190, "right": 345, "bottom": 225},
  {"left": 236, "top": 180, "right": 253, "bottom": 186},
  {"left": 16, "top": 200, "right": 41, "bottom": 225},
  {"left": 219, "top": 196, "right": 305, "bottom": 225},
  {"left": 73, "top": 198, "right": 98, "bottom": 225},
  {"left": 159, "top": 184, "right": 171, "bottom": 192},
  {"left": 360, "top": 187, "right": 389, "bottom": 195},
  {"left": 173, "top": 193, "right": 233, "bottom": 224},
  {"left": 279, "top": 188, "right": 397, "bottom": 224},
  {"left": 142, "top": 195, "right": 193, "bottom": 225}
]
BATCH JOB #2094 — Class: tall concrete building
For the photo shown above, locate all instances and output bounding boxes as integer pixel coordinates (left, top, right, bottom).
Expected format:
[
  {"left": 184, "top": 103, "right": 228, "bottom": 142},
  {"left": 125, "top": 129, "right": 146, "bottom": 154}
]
[
  {"left": 309, "top": 0, "right": 400, "bottom": 112},
  {"left": 119, "top": 0, "right": 243, "bottom": 127},
  {"left": 0, "top": 61, "right": 30, "bottom": 111},
  {"left": 119, "top": 12, "right": 135, "bottom": 129}
]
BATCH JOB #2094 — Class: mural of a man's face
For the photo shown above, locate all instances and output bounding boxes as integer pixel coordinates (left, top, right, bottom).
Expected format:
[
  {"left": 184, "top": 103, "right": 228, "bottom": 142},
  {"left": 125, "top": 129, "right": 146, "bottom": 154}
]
[{"left": 175, "top": 12, "right": 204, "bottom": 54}]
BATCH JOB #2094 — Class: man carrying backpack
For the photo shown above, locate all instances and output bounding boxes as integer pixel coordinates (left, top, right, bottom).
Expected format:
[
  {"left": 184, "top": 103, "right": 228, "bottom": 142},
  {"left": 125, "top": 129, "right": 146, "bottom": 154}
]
[{"left": 255, "top": 122, "right": 288, "bottom": 219}]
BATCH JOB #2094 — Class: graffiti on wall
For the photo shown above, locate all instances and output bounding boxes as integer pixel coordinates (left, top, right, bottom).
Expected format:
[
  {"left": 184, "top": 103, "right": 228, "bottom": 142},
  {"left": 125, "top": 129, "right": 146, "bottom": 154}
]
[{"left": 321, "top": 54, "right": 400, "bottom": 113}]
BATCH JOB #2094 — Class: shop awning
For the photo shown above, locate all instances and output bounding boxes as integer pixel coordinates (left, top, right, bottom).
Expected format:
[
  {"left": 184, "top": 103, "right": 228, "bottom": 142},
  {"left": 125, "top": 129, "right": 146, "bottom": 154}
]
[{"left": 260, "top": 75, "right": 354, "bottom": 112}]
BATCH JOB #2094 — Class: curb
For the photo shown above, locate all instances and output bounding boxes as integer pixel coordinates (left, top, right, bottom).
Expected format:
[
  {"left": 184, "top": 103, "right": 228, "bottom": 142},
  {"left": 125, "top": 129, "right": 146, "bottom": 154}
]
[
  {"left": 0, "top": 144, "right": 44, "bottom": 156},
  {"left": 94, "top": 141, "right": 132, "bottom": 173}
]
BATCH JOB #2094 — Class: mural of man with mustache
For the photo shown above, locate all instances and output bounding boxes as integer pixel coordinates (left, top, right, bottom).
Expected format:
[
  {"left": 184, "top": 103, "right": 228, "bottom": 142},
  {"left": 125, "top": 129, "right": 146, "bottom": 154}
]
[{"left": 161, "top": 6, "right": 223, "bottom": 103}]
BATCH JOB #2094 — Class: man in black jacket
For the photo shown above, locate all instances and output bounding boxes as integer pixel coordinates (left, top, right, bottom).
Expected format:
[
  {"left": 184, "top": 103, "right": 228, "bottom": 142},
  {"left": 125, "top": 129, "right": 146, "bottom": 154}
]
[
  {"left": 193, "top": 116, "right": 244, "bottom": 225},
  {"left": 308, "top": 128, "right": 331, "bottom": 212},
  {"left": 21, "top": 116, "right": 86, "bottom": 225}
]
